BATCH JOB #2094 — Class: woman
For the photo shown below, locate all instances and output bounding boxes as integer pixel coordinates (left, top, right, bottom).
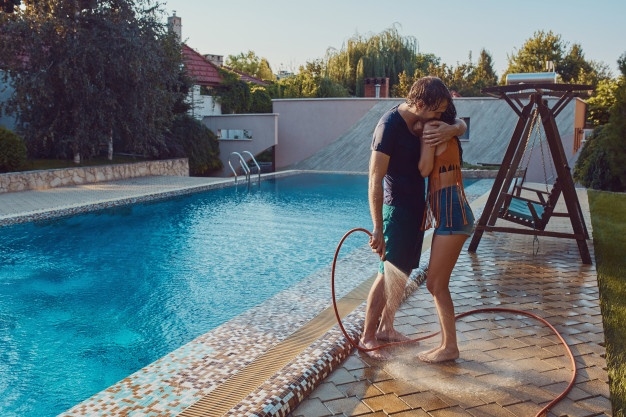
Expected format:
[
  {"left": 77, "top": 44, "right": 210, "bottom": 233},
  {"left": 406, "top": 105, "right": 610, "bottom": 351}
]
[{"left": 414, "top": 102, "right": 474, "bottom": 363}]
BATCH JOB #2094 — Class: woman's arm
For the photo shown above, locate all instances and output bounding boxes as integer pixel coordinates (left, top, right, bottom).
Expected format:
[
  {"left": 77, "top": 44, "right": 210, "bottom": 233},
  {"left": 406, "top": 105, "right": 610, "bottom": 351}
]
[
  {"left": 423, "top": 117, "right": 466, "bottom": 147},
  {"left": 418, "top": 131, "right": 437, "bottom": 178}
]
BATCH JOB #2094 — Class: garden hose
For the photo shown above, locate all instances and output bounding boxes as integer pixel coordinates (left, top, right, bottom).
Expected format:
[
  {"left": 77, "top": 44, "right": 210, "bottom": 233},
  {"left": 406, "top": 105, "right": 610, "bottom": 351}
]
[{"left": 331, "top": 227, "right": 576, "bottom": 417}]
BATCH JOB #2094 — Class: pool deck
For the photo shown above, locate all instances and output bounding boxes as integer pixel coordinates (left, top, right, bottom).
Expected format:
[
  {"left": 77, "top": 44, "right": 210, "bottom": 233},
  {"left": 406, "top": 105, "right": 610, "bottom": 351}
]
[{"left": 0, "top": 174, "right": 612, "bottom": 417}]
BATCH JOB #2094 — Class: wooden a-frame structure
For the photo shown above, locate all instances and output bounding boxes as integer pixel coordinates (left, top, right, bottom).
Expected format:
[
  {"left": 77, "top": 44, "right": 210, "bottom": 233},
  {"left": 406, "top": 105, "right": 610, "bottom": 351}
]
[{"left": 467, "top": 82, "right": 593, "bottom": 264}]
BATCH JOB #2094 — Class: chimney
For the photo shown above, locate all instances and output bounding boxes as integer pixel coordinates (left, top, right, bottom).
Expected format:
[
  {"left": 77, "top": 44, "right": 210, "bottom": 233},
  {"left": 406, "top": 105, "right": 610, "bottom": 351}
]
[
  {"left": 364, "top": 77, "right": 389, "bottom": 98},
  {"left": 204, "top": 54, "right": 224, "bottom": 67},
  {"left": 168, "top": 12, "right": 182, "bottom": 41}
]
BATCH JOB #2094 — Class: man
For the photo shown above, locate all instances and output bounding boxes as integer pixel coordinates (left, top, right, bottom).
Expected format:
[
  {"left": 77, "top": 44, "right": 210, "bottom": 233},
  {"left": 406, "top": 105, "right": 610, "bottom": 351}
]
[{"left": 360, "top": 76, "right": 466, "bottom": 359}]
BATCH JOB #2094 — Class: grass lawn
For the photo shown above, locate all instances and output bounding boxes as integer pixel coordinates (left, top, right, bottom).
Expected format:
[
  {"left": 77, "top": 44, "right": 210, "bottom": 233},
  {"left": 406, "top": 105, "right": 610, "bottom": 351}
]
[{"left": 588, "top": 189, "right": 626, "bottom": 417}]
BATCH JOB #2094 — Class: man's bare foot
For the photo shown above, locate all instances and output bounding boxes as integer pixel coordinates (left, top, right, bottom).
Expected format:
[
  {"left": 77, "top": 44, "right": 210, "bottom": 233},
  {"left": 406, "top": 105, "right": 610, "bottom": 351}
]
[
  {"left": 417, "top": 346, "right": 459, "bottom": 363},
  {"left": 376, "top": 329, "right": 411, "bottom": 343},
  {"left": 359, "top": 338, "right": 390, "bottom": 360}
]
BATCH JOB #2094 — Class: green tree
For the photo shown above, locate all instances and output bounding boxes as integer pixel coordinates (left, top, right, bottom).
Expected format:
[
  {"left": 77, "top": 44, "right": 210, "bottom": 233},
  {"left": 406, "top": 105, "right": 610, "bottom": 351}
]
[
  {"left": 586, "top": 78, "right": 619, "bottom": 127},
  {"left": 249, "top": 85, "right": 272, "bottom": 113},
  {"left": 275, "top": 60, "right": 348, "bottom": 98},
  {"left": 226, "top": 50, "right": 275, "bottom": 82},
  {"left": 213, "top": 68, "right": 251, "bottom": 114},
  {"left": 560, "top": 43, "right": 593, "bottom": 83},
  {"left": 467, "top": 49, "right": 499, "bottom": 95},
  {"left": 504, "top": 30, "right": 565, "bottom": 80},
  {"left": 388, "top": 54, "right": 441, "bottom": 98},
  {"left": 574, "top": 52, "right": 626, "bottom": 191},
  {"left": 0, "top": 0, "right": 188, "bottom": 162},
  {"left": 503, "top": 30, "right": 610, "bottom": 88}
]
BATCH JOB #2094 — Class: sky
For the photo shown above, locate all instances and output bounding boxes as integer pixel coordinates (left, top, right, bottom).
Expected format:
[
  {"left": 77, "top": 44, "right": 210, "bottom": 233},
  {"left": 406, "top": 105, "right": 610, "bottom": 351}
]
[{"left": 162, "top": 0, "right": 625, "bottom": 78}]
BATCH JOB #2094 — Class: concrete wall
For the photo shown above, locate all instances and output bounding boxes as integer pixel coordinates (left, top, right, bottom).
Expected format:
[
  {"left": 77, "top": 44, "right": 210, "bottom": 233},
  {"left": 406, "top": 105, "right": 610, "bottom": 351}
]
[
  {"left": 452, "top": 97, "right": 585, "bottom": 183},
  {"left": 274, "top": 96, "right": 585, "bottom": 184},
  {"left": 202, "top": 113, "right": 278, "bottom": 176},
  {"left": 0, "top": 158, "right": 188, "bottom": 193},
  {"left": 189, "top": 85, "right": 221, "bottom": 120},
  {"left": 272, "top": 98, "right": 384, "bottom": 170}
]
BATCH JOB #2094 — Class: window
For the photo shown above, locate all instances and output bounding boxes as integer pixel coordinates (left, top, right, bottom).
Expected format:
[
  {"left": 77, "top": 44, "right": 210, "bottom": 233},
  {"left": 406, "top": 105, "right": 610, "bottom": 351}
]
[
  {"left": 459, "top": 117, "right": 470, "bottom": 140},
  {"left": 217, "top": 129, "right": 253, "bottom": 140}
]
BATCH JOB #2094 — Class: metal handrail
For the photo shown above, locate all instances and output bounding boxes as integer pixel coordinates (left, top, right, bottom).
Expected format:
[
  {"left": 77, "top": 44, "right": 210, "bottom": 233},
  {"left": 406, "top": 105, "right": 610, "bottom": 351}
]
[
  {"left": 228, "top": 152, "right": 250, "bottom": 185},
  {"left": 242, "top": 151, "right": 261, "bottom": 184}
]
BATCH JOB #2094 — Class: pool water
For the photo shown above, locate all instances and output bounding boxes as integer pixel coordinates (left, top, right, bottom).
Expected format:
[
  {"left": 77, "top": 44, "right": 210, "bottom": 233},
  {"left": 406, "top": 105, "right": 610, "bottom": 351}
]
[
  {"left": 1, "top": 173, "right": 377, "bottom": 417},
  {"left": 0, "top": 173, "right": 482, "bottom": 417}
]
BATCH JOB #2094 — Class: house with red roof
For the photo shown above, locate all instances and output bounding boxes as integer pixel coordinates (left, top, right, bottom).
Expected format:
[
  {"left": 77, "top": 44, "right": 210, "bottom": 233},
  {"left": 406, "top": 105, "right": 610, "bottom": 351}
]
[
  {"left": 170, "top": 14, "right": 268, "bottom": 121},
  {"left": 181, "top": 43, "right": 223, "bottom": 119}
]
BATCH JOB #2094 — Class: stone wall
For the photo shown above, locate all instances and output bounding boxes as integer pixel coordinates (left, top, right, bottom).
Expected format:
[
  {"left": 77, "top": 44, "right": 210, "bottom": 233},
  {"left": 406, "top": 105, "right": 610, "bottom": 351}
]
[{"left": 0, "top": 158, "right": 189, "bottom": 193}]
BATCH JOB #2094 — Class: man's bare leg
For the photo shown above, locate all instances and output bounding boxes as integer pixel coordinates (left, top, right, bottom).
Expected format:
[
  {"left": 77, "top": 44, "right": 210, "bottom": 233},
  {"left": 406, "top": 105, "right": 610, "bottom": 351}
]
[
  {"left": 376, "top": 261, "right": 410, "bottom": 342},
  {"left": 360, "top": 272, "right": 390, "bottom": 359}
]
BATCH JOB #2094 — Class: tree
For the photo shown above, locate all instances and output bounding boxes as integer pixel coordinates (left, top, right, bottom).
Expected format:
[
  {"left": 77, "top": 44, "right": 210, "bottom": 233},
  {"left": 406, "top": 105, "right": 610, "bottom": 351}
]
[
  {"left": 467, "top": 49, "right": 499, "bottom": 95},
  {"left": 213, "top": 68, "right": 251, "bottom": 113},
  {"left": 226, "top": 50, "right": 275, "bottom": 82},
  {"left": 1, "top": 0, "right": 20, "bottom": 14},
  {"left": 324, "top": 25, "right": 420, "bottom": 96},
  {"left": 574, "top": 51, "right": 626, "bottom": 191},
  {"left": 560, "top": 43, "right": 593, "bottom": 83},
  {"left": 0, "top": 0, "right": 188, "bottom": 162},
  {"left": 249, "top": 85, "right": 272, "bottom": 113},
  {"left": 274, "top": 60, "right": 348, "bottom": 99},
  {"left": 504, "top": 30, "right": 565, "bottom": 80},
  {"left": 586, "top": 78, "right": 619, "bottom": 127}
]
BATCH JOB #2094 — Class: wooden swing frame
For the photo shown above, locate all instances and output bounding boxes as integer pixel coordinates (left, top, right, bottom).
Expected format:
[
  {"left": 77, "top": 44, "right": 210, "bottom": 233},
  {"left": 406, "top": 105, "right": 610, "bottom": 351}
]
[{"left": 467, "top": 82, "right": 593, "bottom": 264}]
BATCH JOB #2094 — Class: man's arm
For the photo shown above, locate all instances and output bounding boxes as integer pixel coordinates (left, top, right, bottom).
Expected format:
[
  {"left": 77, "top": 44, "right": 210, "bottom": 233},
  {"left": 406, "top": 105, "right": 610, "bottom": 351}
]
[
  {"left": 423, "top": 117, "right": 466, "bottom": 146},
  {"left": 368, "top": 150, "right": 389, "bottom": 260}
]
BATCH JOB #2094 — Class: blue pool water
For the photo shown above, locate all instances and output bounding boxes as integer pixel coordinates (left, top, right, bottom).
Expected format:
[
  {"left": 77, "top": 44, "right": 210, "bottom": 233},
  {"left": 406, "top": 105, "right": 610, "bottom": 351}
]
[{"left": 0, "top": 173, "right": 481, "bottom": 416}]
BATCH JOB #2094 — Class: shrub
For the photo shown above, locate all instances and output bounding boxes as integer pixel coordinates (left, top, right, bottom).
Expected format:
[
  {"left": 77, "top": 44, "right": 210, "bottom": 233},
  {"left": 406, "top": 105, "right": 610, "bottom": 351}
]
[
  {"left": 574, "top": 123, "right": 626, "bottom": 192},
  {"left": 249, "top": 85, "right": 272, "bottom": 113},
  {"left": 166, "top": 115, "right": 222, "bottom": 176},
  {"left": 0, "top": 126, "right": 27, "bottom": 173}
]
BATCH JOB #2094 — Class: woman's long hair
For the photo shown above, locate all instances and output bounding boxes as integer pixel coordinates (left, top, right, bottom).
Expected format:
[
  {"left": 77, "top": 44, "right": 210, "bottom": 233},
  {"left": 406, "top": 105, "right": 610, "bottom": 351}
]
[{"left": 440, "top": 100, "right": 463, "bottom": 165}]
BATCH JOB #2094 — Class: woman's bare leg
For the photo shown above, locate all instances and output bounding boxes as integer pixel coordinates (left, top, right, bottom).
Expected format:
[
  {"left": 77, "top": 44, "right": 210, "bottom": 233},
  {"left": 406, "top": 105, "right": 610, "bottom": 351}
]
[{"left": 418, "top": 233, "right": 467, "bottom": 363}]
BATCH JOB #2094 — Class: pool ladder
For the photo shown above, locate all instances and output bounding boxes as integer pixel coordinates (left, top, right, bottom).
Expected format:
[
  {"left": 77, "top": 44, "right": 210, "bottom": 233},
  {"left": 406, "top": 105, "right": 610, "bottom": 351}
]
[{"left": 228, "top": 151, "right": 261, "bottom": 186}]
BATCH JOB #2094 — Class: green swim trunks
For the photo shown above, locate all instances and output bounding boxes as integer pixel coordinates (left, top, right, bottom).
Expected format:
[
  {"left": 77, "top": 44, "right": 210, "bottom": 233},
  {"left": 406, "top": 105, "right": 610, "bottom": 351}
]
[{"left": 379, "top": 204, "right": 425, "bottom": 275}]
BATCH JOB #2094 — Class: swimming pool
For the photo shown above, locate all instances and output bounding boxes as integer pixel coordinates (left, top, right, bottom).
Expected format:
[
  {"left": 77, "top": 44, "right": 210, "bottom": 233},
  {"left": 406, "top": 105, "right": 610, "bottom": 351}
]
[{"left": 0, "top": 173, "right": 481, "bottom": 416}]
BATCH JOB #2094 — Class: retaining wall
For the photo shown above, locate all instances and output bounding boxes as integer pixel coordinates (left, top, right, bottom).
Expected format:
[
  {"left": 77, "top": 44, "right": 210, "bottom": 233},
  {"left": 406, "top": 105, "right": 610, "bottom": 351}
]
[{"left": 0, "top": 158, "right": 189, "bottom": 193}]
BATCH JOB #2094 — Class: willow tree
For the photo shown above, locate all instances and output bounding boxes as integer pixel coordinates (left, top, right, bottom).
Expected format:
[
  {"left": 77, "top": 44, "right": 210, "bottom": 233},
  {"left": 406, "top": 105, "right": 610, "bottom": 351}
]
[
  {"left": 324, "top": 25, "right": 420, "bottom": 96},
  {"left": 0, "top": 0, "right": 187, "bottom": 162}
]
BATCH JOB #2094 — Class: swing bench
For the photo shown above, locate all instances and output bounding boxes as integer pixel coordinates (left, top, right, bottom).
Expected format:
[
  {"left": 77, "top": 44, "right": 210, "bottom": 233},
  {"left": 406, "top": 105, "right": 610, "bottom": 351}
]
[
  {"left": 496, "top": 107, "right": 566, "bottom": 231},
  {"left": 500, "top": 178, "right": 561, "bottom": 231},
  {"left": 468, "top": 81, "right": 593, "bottom": 264}
]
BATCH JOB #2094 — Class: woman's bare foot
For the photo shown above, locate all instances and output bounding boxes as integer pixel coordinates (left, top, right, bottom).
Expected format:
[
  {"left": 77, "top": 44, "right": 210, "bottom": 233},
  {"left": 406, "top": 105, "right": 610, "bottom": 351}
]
[
  {"left": 418, "top": 346, "right": 459, "bottom": 363},
  {"left": 359, "top": 338, "right": 390, "bottom": 360},
  {"left": 376, "top": 329, "right": 411, "bottom": 343},
  {"left": 419, "top": 346, "right": 439, "bottom": 356}
]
